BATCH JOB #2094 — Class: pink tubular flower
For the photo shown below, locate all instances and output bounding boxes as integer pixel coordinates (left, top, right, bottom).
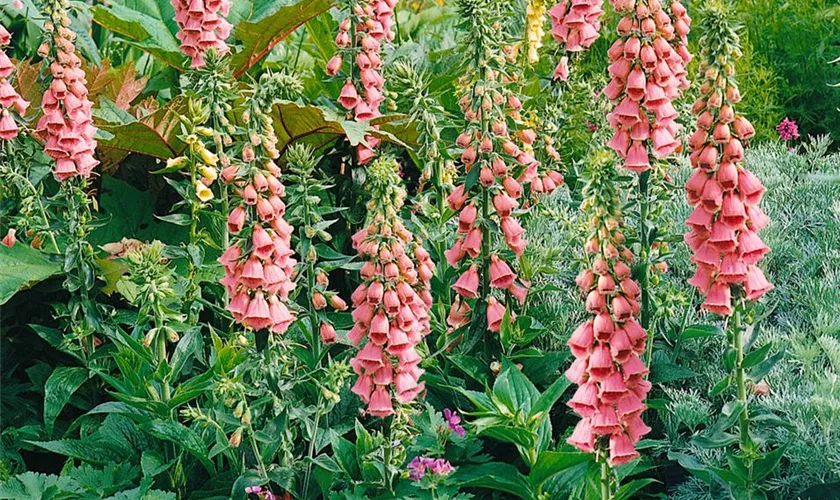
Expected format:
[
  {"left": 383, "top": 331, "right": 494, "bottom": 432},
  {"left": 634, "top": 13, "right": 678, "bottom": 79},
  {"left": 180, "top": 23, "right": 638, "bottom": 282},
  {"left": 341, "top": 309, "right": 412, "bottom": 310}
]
[
  {"left": 219, "top": 85, "right": 297, "bottom": 334},
  {"left": 328, "top": 0, "right": 398, "bottom": 165},
  {"left": 548, "top": 1, "right": 604, "bottom": 52},
  {"left": 0, "top": 22, "right": 27, "bottom": 141},
  {"left": 684, "top": 9, "right": 772, "bottom": 314},
  {"left": 34, "top": 5, "right": 96, "bottom": 182},
  {"left": 349, "top": 157, "right": 433, "bottom": 416},
  {"left": 603, "top": 0, "right": 692, "bottom": 172},
  {"left": 172, "top": 0, "right": 232, "bottom": 68},
  {"left": 566, "top": 155, "right": 650, "bottom": 466}
]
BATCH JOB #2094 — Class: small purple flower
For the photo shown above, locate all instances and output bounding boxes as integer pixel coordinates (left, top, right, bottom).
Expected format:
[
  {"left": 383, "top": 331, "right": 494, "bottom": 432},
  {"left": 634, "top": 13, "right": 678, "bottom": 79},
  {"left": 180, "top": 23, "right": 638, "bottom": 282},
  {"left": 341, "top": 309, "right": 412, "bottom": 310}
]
[
  {"left": 443, "top": 408, "right": 466, "bottom": 437},
  {"left": 408, "top": 457, "right": 455, "bottom": 481},
  {"left": 429, "top": 458, "right": 455, "bottom": 476},
  {"left": 245, "top": 486, "right": 263, "bottom": 495},
  {"left": 777, "top": 117, "right": 800, "bottom": 141},
  {"left": 408, "top": 456, "right": 427, "bottom": 481}
]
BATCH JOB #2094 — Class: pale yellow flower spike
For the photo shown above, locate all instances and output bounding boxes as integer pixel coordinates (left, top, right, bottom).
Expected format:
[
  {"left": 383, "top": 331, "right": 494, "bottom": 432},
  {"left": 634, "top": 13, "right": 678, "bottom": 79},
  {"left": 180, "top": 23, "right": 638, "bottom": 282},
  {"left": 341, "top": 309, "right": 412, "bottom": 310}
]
[{"left": 526, "top": 0, "right": 546, "bottom": 64}]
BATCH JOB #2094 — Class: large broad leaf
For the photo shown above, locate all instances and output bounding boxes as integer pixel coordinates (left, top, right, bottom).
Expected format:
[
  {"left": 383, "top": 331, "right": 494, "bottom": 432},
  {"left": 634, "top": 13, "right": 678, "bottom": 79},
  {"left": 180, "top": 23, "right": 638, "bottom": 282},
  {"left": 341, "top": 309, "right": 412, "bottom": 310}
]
[
  {"left": 231, "top": 0, "right": 332, "bottom": 78},
  {"left": 143, "top": 420, "right": 215, "bottom": 473},
  {"left": 96, "top": 97, "right": 187, "bottom": 162},
  {"left": 43, "top": 367, "right": 90, "bottom": 436},
  {"left": 454, "top": 462, "right": 535, "bottom": 500},
  {"left": 0, "top": 243, "right": 62, "bottom": 305},
  {"left": 529, "top": 451, "right": 591, "bottom": 489},
  {"left": 91, "top": 0, "right": 183, "bottom": 69},
  {"left": 270, "top": 102, "right": 409, "bottom": 157}
]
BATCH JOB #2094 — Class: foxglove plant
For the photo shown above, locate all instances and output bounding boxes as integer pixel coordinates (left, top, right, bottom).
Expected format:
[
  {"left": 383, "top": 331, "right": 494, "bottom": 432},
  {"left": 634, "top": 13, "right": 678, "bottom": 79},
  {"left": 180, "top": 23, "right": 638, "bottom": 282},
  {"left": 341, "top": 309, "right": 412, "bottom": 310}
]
[
  {"left": 283, "top": 144, "right": 349, "bottom": 352},
  {"left": 328, "top": 0, "right": 398, "bottom": 165},
  {"left": 680, "top": 8, "right": 780, "bottom": 496},
  {"left": 566, "top": 151, "right": 651, "bottom": 495},
  {"left": 36, "top": 0, "right": 102, "bottom": 357},
  {"left": 603, "top": 0, "right": 691, "bottom": 355},
  {"left": 219, "top": 73, "right": 303, "bottom": 335},
  {"left": 348, "top": 156, "right": 433, "bottom": 417},
  {"left": 547, "top": 0, "right": 604, "bottom": 81},
  {"left": 685, "top": 11, "right": 772, "bottom": 316},
  {"left": 447, "top": 0, "right": 531, "bottom": 337},
  {"left": 172, "top": 0, "right": 232, "bottom": 68},
  {"left": 0, "top": 23, "right": 28, "bottom": 141},
  {"left": 36, "top": 0, "right": 98, "bottom": 182}
]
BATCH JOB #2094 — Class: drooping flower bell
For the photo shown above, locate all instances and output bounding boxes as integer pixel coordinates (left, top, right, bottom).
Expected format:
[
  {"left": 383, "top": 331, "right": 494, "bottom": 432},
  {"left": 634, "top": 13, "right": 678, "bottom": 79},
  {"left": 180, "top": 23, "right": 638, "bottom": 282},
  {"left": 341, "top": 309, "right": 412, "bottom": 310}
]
[
  {"left": 328, "top": 0, "right": 398, "bottom": 165},
  {"left": 684, "top": 7, "right": 772, "bottom": 315},
  {"left": 566, "top": 151, "right": 651, "bottom": 467},
  {"left": 172, "top": 0, "right": 232, "bottom": 68},
  {"left": 548, "top": 0, "right": 604, "bottom": 52},
  {"left": 603, "top": 0, "right": 692, "bottom": 172},
  {"left": 447, "top": 0, "right": 532, "bottom": 333},
  {"left": 35, "top": 0, "right": 97, "bottom": 182},
  {"left": 348, "top": 157, "right": 434, "bottom": 416},
  {"left": 219, "top": 75, "right": 298, "bottom": 334},
  {"left": 0, "top": 22, "right": 28, "bottom": 141}
]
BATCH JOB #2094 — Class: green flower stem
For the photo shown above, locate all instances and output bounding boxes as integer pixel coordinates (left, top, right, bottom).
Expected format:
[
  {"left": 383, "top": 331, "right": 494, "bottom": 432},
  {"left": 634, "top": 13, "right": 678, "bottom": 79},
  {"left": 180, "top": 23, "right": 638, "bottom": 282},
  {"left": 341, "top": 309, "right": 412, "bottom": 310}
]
[
  {"left": 302, "top": 178, "right": 321, "bottom": 366},
  {"left": 638, "top": 170, "right": 653, "bottom": 367},
  {"left": 600, "top": 452, "right": 612, "bottom": 500},
  {"left": 5, "top": 168, "right": 60, "bottom": 253},
  {"left": 187, "top": 157, "right": 199, "bottom": 302},
  {"left": 732, "top": 299, "right": 750, "bottom": 446},
  {"left": 383, "top": 415, "right": 394, "bottom": 494},
  {"left": 302, "top": 396, "right": 323, "bottom": 498}
]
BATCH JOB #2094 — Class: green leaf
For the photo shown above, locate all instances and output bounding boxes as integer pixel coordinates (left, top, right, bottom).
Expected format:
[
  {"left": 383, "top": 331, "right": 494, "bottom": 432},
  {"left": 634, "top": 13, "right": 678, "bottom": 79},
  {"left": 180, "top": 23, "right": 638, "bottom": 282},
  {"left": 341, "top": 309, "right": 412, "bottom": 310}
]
[
  {"left": 154, "top": 213, "right": 192, "bottom": 227},
  {"left": 91, "top": 0, "right": 183, "bottom": 69},
  {"left": 454, "top": 462, "right": 535, "bottom": 500},
  {"left": 752, "top": 443, "right": 788, "bottom": 481},
  {"left": 680, "top": 324, "right": 724, "bottom": 340},
  {"left": 709, "top": 375, "right": 732, "bottom": 397},
  {"left": 0, "top": 244, "right": 61, "bottom": 305},
  {"left": 141, "top": 450, "right": 175, "bottom": 478},
  {"left": 691, "top": 432, "right": 739, "bottom": 449},
  {"left": 143, "top": 420, "right": 215, "bottom": 474},
  {"left": 28, "top": 439, "right": 130, "bottom": 464},
  {"left": 44, "top": 367, "right": 89, "bottom": 436},
  {"left": 529, "top": 451, "right": 591, "bottom": 489},
  {"left": 742, "top": 343, "right": 773, "bottom": 369},
  {"left": 231, "top": 0, "right": 332, "bottom": 78},
  {"left": 477, "top": 425, "right": 537, "bottom": 449},
  {"left": 529, "top": 376, "right": 572, "bottom": 424},
  {"left": 649, "top": 362, "right": 697, "bottom": 384},
  {"left": 747, "top": 346, "right": 785, "bottom": 382},
  {"left": 614, "top": 478, "right": 659, "bottom": 500},
  {"left": 329, "top": 431, "right": 360, "bottom": 480},
  {"left": 493, "top": 361, "right": 539, "bottom": 415}
]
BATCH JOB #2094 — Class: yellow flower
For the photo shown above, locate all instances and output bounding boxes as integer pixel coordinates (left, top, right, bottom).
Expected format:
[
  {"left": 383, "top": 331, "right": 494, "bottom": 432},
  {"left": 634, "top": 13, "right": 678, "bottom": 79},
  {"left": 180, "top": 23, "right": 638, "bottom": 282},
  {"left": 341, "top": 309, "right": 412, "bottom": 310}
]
[
  {"left": 198, "top": 146, "right": 218, "bottom": 167},
  {"left": 166, "top": 156, "right": 187, "bottom": 170},
  {"left": 195, "top": 181, "right": 214, "bottom": 202},
  {"left": 199, "top": 164, "right": 218, "bottom": 183},
  {"left": 526, "top": 0, "right": 546, "bottom": 64}
]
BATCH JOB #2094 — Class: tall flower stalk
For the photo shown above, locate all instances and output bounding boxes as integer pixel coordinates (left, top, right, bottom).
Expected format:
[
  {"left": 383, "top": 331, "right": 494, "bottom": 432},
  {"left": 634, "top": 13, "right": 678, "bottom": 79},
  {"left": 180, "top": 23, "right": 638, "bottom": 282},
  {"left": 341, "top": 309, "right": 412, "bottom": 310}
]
[
  {"left": 0, "top": 22, "right": 28, "bottom": 141},
  {"left": 684, "top": 7, "right": 773, "bottom": 477},
  {"left": 36, "top": 0, "right": 101, "bottom": 357},
  {"left": 219, "top": 73, "right": 303, "bottom": 335},
  {"left": 328, "top": 0, "right": 398, "bottom": 165},
  {"left": 566, "top": 151, "right": 651, "bottom": 496},
  {"left": 603, "top": 0, "right": 692, "bottom": 359},
  {"left": 284, "top": 144, "right": 350, "bottom": 360},
  {"left": 447, "top": 0, "right": 531, "bottom": 342},
  {"left": 348, "top": 156, "right": 433, "bottom": 417}
]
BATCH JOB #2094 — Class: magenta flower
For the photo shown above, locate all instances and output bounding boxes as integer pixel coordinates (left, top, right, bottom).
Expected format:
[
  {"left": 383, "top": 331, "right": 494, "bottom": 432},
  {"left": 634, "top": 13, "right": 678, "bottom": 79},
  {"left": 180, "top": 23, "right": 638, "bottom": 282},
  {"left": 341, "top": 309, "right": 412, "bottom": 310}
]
[
  {"left": 443, "top": 408, "right": 466, "bottom": 437},
  {"left": 407, "top": 457, "right": 455, "bottom": 481},
  {"left": 777, "top": 117, "right": 799, "bottom": 141}
]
